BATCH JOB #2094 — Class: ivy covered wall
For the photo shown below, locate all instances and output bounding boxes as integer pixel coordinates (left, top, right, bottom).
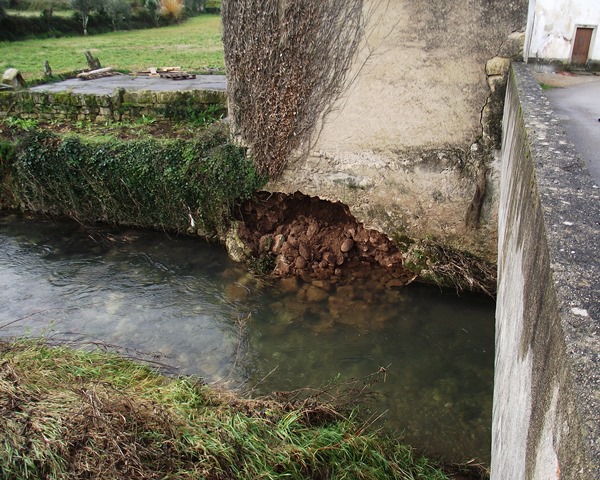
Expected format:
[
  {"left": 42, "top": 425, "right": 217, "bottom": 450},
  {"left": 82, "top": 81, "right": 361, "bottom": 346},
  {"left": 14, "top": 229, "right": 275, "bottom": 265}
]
[{"left": 0, "top": 124, "right": 264, "bottom": 236}]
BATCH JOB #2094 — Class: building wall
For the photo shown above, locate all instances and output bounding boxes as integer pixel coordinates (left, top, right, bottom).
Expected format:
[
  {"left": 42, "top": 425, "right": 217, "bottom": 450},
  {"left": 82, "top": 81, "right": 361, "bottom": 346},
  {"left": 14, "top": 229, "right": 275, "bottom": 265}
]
[
  {"left": 524, "top": 0, "right": 600, "bottom": 64},
  {"left": 267, "top": 0, "right": 528, "bottom": 261},
  {"left": 493, "top": 62, "right": 599, "bottom": 480}
]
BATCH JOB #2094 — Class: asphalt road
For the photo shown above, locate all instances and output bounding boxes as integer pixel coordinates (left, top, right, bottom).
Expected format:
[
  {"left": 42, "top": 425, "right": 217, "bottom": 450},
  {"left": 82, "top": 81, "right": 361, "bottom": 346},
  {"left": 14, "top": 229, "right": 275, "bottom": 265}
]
[
  {"left": 545, "top": 78, "right": 600, "bottom": 185},
  {"left": 30, "top": 74, "right": 227, "bottom": 95}
]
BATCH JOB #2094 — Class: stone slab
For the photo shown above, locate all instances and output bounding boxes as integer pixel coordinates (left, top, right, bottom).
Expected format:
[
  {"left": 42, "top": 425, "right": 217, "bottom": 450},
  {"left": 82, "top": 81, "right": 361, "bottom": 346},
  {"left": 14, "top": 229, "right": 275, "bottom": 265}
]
[{"left": 30, "top": 74, "right": 227, "bottom": 95}]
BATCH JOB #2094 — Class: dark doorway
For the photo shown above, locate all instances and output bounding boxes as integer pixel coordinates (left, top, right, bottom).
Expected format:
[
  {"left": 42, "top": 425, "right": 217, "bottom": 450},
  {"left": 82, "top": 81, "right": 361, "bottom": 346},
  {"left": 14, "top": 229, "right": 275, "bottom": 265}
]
[{"left": 572, "top": 27, "right": 594, "bottom": 66}]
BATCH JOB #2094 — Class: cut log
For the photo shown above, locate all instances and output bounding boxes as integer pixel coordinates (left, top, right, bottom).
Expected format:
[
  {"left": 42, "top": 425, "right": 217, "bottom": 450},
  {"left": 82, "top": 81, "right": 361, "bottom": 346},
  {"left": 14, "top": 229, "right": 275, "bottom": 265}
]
[
  {"left": 159, "top": 72, "right": 196, "bottom": 80},
  {"left": 77, "top": 67, "right": 115, "bottom": 80}
]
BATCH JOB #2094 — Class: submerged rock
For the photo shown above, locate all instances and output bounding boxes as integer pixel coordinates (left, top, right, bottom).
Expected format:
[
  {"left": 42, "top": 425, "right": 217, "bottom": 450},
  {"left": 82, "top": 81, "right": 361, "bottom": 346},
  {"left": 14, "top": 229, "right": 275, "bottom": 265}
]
[
  {"left": 304, "top": 285, "right": 329, "bottom": 303},
  {"left": 225, "top": 283, "right": 249, "bottom": 301}
]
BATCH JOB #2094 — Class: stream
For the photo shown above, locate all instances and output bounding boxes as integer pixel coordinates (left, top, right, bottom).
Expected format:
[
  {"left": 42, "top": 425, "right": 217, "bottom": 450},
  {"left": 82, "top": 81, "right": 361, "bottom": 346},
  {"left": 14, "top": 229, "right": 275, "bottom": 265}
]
[{"left": 0, "top": 212, "right": 495, "bottom": 463}]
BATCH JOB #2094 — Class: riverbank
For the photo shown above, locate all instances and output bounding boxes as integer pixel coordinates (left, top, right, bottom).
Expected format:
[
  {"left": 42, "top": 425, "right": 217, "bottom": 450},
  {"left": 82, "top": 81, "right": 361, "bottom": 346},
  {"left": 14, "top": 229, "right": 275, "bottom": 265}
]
[
  {"left": 0, "top": 339, "right": 472, "bottom": 480},
  {"left": 0, "top": 117, "right": 496, "bottom": 294}
]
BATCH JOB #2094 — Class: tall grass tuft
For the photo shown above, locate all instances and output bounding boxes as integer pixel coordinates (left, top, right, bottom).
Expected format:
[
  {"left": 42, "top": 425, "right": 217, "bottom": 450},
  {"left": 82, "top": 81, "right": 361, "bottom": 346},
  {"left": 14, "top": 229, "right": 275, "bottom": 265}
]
[
  {"left": 0, "top": 339, "right": 452, "bottom": 480},
  {"left": 160, "top": 0, "right": 184, "bottom": 21}
]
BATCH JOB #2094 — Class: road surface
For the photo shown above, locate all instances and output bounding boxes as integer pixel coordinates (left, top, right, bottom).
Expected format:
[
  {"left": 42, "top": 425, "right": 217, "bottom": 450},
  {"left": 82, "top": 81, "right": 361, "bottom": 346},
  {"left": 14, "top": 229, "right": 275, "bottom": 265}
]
[{"left": 544, "top": 76, "right": 600, "bottom": 185}]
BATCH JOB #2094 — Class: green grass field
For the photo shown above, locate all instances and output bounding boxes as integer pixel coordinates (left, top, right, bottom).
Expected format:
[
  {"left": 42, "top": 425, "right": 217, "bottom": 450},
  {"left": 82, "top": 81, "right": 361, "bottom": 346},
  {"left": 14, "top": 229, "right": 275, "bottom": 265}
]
[{"left": 0, "top": 15, "right": 225, "bottom": 80}]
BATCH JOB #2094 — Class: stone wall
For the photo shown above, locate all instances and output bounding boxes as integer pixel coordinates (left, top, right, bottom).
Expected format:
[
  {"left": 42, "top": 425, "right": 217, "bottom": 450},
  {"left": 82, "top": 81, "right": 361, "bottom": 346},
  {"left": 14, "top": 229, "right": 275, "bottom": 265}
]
[
  {"left": 266, "top": 0, "right": 528, "bottom": 262},
  {"left": 0, "top": 88, "right": 226, "bottom": 124},
  {"left": 492, "top": 63, "right": 599, "bottom": 479}
]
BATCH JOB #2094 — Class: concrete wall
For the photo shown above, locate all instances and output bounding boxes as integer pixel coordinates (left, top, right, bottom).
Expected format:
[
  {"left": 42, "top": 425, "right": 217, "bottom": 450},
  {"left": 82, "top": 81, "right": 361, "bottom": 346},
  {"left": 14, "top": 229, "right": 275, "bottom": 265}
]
[
  {"left": 492, "top": 62, "right": 599, "bottom": 479},
  {"left": 0, "top": 88, "right": 226, "bottom": 124},
  {"left": 524, "top": 0, "right": 600, "bottom": 65},
  {"left": 267, "top": 0, "right": 528, "bottom": 261}
]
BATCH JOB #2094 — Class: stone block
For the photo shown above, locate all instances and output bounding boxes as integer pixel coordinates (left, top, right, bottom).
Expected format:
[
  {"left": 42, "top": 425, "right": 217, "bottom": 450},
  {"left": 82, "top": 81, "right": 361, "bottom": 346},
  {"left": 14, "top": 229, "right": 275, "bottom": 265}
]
[
  {"left": 97, "top": 96, "right": 112, "bottom": 107},
  {"left": 498, "top": 31, "right": 525, "bottom": 59},
  {"left": 486, "top": 57, "right": 511, "bottom": 77},
  {"left": 487, "top": 74, "right": 506, "bottom": 93},
  {"left": 123, "top": 90, "right": 155, "bottom": 105},
  {"left": 2, "top": 68, "right": 25, "bottom": 88}
]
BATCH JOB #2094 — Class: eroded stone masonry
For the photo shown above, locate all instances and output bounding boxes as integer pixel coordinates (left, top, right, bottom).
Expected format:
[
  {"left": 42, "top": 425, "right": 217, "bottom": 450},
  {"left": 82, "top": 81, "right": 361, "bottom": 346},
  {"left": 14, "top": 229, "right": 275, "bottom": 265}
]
[{"left": 233, "top": 191, "right": 417, "bottom": 289}]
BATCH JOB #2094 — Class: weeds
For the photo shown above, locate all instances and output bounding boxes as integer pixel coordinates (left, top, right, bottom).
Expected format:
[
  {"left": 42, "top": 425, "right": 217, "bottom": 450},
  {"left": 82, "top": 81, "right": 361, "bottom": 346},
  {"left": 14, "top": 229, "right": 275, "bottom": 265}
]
[
  {"left": 3, "top": 116, "right": 38, "bottom": 131},
  {"left": 134, "top": 114, "right": 157, "bottom": 126},
  {"left": 0, "top": 339, "right": 452, "bottom": 480}
]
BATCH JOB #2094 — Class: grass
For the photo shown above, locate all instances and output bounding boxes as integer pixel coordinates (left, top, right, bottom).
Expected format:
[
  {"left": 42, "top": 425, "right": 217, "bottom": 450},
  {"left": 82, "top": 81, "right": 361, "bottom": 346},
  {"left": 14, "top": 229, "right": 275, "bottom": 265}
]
[
  {"left": 0, "top": 339, "right": 453, "bottom": 480},
  {"left": 0, "top": 15, "right": 225, "bottom": 80}
]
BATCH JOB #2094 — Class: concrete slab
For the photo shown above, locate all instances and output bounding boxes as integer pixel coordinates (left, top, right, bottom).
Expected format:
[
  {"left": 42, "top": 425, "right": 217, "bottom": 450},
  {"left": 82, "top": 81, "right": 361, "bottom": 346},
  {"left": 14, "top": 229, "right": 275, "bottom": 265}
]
[{"left": 29, "top": 74, "right": 227, "bottom": 95}]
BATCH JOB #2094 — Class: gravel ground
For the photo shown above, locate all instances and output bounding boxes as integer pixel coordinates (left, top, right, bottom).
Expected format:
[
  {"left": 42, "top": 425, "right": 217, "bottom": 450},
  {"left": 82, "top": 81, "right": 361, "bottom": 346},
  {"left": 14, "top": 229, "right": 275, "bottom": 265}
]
[{"left": 532, "top": 70, "right": 600, "bottom": 88}]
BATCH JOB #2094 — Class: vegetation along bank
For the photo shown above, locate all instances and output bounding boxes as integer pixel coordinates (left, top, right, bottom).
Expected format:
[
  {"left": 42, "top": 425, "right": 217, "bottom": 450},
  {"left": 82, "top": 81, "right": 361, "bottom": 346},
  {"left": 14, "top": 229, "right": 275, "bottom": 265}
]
[{"left": 0, "top": 339, "right": 461, "bottom": 480}]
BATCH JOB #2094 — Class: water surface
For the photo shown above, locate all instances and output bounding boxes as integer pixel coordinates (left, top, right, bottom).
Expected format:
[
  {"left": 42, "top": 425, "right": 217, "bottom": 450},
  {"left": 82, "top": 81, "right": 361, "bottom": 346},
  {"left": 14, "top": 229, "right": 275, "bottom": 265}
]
[{"left": 0, "top": 213, "right": 495, "bottom": 462}]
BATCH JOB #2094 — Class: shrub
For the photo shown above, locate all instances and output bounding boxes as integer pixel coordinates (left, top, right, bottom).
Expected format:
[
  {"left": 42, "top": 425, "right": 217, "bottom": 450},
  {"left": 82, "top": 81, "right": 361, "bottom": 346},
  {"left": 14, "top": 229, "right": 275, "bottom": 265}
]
[
  {"left": 222, "top": 0, "right": 365, "bottom": 178},
  {"left": 0, "top": 14, "right": 82, "bottom": 40},
  {"left": 104, "top": 0, "right": 131, "bottom": 31}
]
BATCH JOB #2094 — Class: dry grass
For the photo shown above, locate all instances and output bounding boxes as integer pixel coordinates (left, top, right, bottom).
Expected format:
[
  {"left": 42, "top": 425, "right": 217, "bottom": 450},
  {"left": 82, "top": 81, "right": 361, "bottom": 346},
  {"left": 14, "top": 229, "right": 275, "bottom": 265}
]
[
  {"left": 403, "top": 240, "right": 497, "bottom": 296},
  {"left": 160, "top": 0, "right": 184, "bottom": 21}
]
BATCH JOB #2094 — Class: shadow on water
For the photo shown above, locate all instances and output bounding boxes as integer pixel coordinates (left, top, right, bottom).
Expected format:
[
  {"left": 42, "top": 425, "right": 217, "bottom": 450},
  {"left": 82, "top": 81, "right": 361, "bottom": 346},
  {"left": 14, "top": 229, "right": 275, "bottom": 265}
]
[{"left": 0, "top": 212, "right": 495, "bottom": 464}]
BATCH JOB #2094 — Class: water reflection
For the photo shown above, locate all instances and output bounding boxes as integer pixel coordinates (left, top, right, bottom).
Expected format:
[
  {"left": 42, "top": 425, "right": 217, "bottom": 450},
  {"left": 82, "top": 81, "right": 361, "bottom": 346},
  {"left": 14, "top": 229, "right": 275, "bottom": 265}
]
[{"left": 0, "top": 213, "right": 495, "bottom": 463}]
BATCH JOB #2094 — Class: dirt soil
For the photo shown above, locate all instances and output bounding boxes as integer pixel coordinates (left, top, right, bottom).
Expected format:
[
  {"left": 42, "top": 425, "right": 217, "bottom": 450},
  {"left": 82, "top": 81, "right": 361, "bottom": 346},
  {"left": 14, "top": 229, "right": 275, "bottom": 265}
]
[
  {"left": 235, "top": 191, "right": 417, "bottom": 287},
  {"left": 533, "top": 70, "right": 600, "bottom": 88}
]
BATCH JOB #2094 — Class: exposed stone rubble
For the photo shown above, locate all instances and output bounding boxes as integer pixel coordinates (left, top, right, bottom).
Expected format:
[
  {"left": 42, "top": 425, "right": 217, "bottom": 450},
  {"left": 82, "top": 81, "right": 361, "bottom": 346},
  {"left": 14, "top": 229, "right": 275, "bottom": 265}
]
[{"left": 234, "top": 191, "right": 417, "bottom": 287}]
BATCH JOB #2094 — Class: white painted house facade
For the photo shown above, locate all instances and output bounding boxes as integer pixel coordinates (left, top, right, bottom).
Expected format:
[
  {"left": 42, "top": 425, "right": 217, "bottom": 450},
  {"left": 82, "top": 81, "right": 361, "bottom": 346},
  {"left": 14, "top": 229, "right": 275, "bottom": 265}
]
[{"left": 524, "top": 0, "right": 600, "bottom": 67}]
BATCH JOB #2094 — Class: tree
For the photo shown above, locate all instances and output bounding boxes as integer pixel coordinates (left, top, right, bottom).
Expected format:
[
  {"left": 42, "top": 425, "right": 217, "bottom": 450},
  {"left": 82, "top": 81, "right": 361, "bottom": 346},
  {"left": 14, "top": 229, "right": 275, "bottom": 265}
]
[
  {"left": 184, "top": 0, "right": 204, "bottom": 15},
  {"left": 70, "top": 0, "right": 104, "bottom": 35},
  {"left": 144, "top": 0, "right": 160, "bottom": 24},
  {"left": 0, "top": 0, "right": 8, "bottom": 19},
  {"left": 104, "top": 0, "right": 131, "bottom": 31}
]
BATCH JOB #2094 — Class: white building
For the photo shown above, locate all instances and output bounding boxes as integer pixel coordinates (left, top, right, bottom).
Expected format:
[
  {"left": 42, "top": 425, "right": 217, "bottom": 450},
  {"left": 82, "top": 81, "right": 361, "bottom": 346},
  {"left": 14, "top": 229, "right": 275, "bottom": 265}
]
[{"left": 524, "top": 0, "right": 600, "bottom": 68}]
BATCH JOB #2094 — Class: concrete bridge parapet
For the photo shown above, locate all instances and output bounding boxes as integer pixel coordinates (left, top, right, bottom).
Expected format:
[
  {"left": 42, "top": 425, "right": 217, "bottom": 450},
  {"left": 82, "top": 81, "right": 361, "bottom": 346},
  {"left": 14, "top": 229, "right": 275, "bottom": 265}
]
[{"left": 493, "top": 62, "right": 599, "bottom": 479}]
